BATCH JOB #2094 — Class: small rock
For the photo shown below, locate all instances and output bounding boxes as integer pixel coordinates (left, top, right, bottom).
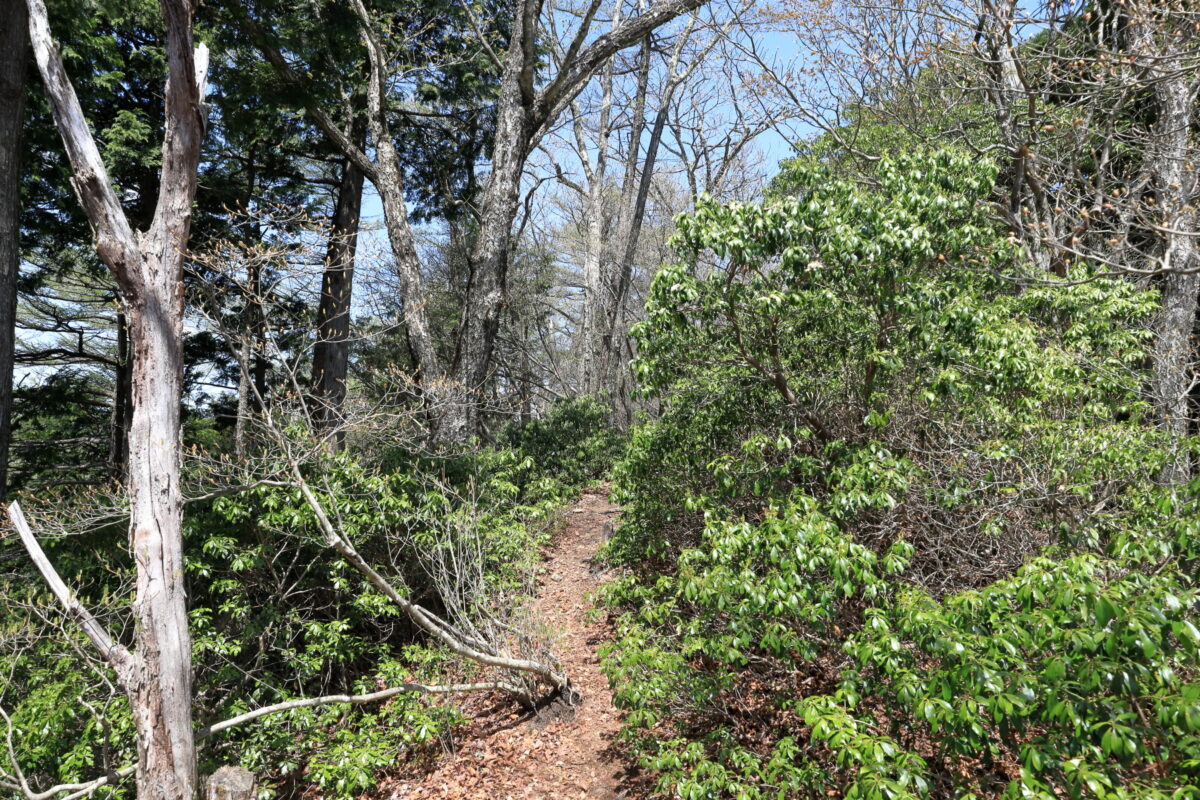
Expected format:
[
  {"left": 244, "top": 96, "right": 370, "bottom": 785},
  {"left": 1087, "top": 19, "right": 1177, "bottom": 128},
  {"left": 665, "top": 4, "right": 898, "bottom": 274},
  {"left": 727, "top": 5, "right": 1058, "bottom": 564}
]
[{"left": 206, "top": 765, "right": 255, "bottom": 800}]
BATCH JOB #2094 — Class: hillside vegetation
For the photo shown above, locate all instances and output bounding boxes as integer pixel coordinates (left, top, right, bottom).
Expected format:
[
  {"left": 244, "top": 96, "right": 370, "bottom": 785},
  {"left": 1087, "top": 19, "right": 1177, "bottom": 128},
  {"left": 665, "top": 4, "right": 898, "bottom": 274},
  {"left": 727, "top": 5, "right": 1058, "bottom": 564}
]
[{"left": 601, "top": 153, "right": 1200, "bottom": 800}]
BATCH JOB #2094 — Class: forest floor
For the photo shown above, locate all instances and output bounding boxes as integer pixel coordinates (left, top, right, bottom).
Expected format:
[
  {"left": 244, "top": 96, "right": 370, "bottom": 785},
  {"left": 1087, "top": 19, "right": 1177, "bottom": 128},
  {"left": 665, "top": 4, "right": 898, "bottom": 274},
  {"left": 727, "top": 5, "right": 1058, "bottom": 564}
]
[{"left": 379, "top": 484, "right": 645, "bottom": 800}]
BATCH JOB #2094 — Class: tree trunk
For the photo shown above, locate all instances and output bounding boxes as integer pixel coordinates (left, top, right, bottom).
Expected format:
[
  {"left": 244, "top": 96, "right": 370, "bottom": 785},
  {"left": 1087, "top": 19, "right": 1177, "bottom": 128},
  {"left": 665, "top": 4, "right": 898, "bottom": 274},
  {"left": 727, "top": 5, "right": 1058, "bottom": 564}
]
[
  {"left": 234, "top": 334, "right": 252, "bottom": 458},
  {"left": 520, "top": 318, "right": 533, "bottom": 424},
  {"left": 0, "top": 0, "right": 28, "bottom": 500},
  {"left": 234, "top": 259, "right": 264, "bottom": 458},
  {"left": 450, "top": 135, "right": 524, "bottom": 440},
  {"left": 110, "top": 309, "right": 132, "bottom": 477},
  {"left": 976, "top": 0, "right": 1058, "bottom": 275},
  {"left": 444, "top": 0, "right": 542, "bottom": 442},
  {"left": 579, "top": 176, "right": 609, "bottom": 395},
  {"left": 595, "top": 36, "right": 651, "bottom": 405},
  {"left": 1153, "top": 269, "right": 1199, "bottom": 482},
  {"left": 125, "top": 247, "right": 194, "bottom": 798},
  {"left": 25, "top": 0, "right": 207, "bottom": 794},
  {"left": 312, "top": 154, "right": 365, "bottom": 442},
  {"left": 577, "top": 11, "right": 619, "bottom": 397},
  {"left": 250, "top": 259, "right": 267, "bottom": 406},
  {"left": 206, "top": 766, "right": 256, "bottom": 800},
  {"left": 342, "top": 0, "right": 442, "bottom": 397},
  {"left": 1145, "top": 59, "right": 1199, "bottom": 482},
  {"left": 1124, "top": 1, "right": 1200, "bottom": 483}
]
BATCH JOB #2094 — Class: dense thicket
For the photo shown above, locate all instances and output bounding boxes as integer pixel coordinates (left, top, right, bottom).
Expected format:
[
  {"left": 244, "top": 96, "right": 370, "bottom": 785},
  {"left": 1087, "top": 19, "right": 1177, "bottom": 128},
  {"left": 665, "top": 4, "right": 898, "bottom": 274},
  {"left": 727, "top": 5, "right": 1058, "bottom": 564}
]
[{"left": 601, "top": 151, "right": 1198, "bottom": 798}]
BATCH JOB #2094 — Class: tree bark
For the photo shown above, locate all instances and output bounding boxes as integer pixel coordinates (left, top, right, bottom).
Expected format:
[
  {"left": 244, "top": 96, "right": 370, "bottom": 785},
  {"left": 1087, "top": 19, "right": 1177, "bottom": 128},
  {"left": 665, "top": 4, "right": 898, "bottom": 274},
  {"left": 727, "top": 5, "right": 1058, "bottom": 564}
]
[
  {"left": 1145, "top": 58, "right": 1199, "bottom": 482},
  {"left": 312, "top": 151, "right": 366, "bottom": 442},
  {"left": 25, "top": 0, "right": 207, "bottom": 795},
  {"left": 206, "top": 766, "right": 256, "bottom": 800},
  {"left": 577, "top": 3, "right": 621, "bottom": 397},
  {"left": 1124, "top": 1, "right": 1200, "bottom": 483},
  {"left": 444, "top": 0, "right": 541, "bottom": 441},
  {"left": 234, "top": 334, "right": 252, "bottom": 458},
  {"left": 0, "top": 0, "right": 28, "bottom": 500},
  {"left": 348, "top": 0, "right": 443, "bottom": 392},
  {"left": 109, "top": 309, "right": 132, "bottom": 477}
]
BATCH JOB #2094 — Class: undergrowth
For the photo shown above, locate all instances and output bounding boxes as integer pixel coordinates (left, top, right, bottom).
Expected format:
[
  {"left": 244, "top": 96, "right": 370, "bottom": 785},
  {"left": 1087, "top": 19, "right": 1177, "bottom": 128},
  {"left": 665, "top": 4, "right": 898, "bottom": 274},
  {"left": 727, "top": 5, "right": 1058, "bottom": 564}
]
[{"left": 0, "top": 397, "right": 621, "bottom": 799}]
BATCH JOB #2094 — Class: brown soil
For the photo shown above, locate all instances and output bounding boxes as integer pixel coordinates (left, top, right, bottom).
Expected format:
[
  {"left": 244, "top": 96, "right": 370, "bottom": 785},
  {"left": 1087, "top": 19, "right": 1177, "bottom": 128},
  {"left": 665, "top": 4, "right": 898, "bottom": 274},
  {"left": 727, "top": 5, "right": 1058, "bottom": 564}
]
[{"left": 382, "top": 485, "right": 638, "bottom": 800}]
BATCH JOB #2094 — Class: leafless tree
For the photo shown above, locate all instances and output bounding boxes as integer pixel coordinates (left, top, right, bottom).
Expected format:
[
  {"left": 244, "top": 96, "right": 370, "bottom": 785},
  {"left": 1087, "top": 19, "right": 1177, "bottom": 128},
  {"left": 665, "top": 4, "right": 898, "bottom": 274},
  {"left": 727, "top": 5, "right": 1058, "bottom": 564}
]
[
  {"left": 547, "top": 0, "right": 777, "bottom": 419},
  {"left": 764, "top": 0, "right": 1200, "bottom": 479},
  {"left": 18, "top": 0, "right": 208, "bottom": 794},
  {"left": 241, "top": 0, "right": 708, "bottom": 442}
]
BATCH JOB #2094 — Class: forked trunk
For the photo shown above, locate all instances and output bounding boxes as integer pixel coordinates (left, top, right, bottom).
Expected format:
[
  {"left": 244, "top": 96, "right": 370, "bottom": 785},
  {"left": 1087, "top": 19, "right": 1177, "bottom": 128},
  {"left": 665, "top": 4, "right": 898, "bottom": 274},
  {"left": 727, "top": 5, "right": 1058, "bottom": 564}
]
[
  {"left": 447, "top": 0, "right": 541, "bottom": 442},
  {"left": 24, "top": 0, "right": 207, "bottom": 793}
]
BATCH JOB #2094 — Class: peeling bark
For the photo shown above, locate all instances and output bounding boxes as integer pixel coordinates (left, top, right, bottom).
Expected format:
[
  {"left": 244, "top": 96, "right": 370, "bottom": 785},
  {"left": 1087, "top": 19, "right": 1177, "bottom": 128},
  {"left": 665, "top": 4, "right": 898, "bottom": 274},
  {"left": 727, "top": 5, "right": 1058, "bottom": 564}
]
[{"left": 24, "top": 0, "right": 208, "bottom": 794}]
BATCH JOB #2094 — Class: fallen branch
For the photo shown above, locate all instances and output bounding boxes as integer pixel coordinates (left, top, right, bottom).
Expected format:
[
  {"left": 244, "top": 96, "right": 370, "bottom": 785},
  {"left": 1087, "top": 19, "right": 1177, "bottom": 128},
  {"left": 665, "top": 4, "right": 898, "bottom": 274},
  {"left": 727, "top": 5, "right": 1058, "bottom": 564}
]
[
  {"left": 290, "top": 467, "right": 573, "bottom": 697},
  {"left": 0, "top": 680, "right": 510, "bottom": 800},
  {"left": 1, "top": 497, "right": 568, "bottom": 800},
  {"left": 196, "top": 680, "right": 511, "bottom": 738}
]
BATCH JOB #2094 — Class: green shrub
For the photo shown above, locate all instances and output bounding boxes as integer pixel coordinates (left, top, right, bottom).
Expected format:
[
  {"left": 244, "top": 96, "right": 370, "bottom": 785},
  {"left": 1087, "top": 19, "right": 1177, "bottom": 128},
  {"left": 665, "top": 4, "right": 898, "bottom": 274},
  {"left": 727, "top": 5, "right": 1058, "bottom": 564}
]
[
  {"left": 601, "top": 151, "right": 1195, "bottom": 799},
  {"left": 498, "top": 396, "right": 624, "bottom": 491}
]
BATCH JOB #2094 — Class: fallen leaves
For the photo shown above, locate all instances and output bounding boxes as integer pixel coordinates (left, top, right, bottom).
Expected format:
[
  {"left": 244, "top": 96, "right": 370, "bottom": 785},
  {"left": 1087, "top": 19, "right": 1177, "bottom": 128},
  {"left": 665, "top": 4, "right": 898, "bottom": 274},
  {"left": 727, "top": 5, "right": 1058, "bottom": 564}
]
[{"left": 366, "top": 488, "right": 633, "bottom": 800}]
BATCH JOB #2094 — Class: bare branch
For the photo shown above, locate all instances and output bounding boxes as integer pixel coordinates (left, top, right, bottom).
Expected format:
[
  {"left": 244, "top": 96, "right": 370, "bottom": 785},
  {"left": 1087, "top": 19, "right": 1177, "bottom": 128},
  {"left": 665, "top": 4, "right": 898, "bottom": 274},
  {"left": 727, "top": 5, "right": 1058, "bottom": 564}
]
[
  {"left": 195, "top": 681, "right": 511, "bottom": 739},
  {"left": 536, "top": 0, "right": 709, "bottom": 133},
  {"left": 23, "top": 0, "right": 136, "bottom": 279},
  {"left": 4, "top": 503, "right": 132, "bottom": 680}
]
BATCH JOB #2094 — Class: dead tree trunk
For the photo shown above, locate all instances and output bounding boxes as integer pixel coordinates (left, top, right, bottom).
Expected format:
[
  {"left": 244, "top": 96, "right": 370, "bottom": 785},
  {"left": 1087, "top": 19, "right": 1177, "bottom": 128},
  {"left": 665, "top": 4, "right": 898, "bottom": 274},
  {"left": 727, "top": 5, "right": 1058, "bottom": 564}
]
[
  {"left": 24, "top": 0, "right": 207, "bottom": 794},
  {"left": 0, "top": 0, "right": 28, "bottom": 500},
  {"left": 206, "top": 766, "right": 256, "bottom": 800}
]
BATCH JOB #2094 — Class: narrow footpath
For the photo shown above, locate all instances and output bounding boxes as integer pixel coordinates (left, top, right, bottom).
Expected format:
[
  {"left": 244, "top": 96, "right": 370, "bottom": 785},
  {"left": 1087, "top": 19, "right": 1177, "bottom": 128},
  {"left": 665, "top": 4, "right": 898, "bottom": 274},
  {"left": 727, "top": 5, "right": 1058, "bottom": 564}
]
[{"left": 384, "top": 485, "right": 631, "bottom": 800}]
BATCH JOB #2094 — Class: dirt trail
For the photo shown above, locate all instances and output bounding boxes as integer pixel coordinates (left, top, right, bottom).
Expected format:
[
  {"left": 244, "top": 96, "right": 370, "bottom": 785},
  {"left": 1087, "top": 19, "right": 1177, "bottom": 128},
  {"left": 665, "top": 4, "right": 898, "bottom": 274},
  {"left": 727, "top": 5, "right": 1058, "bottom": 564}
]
[{"left": 385, "top": 485, "right": 631, "bottom": 800}]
